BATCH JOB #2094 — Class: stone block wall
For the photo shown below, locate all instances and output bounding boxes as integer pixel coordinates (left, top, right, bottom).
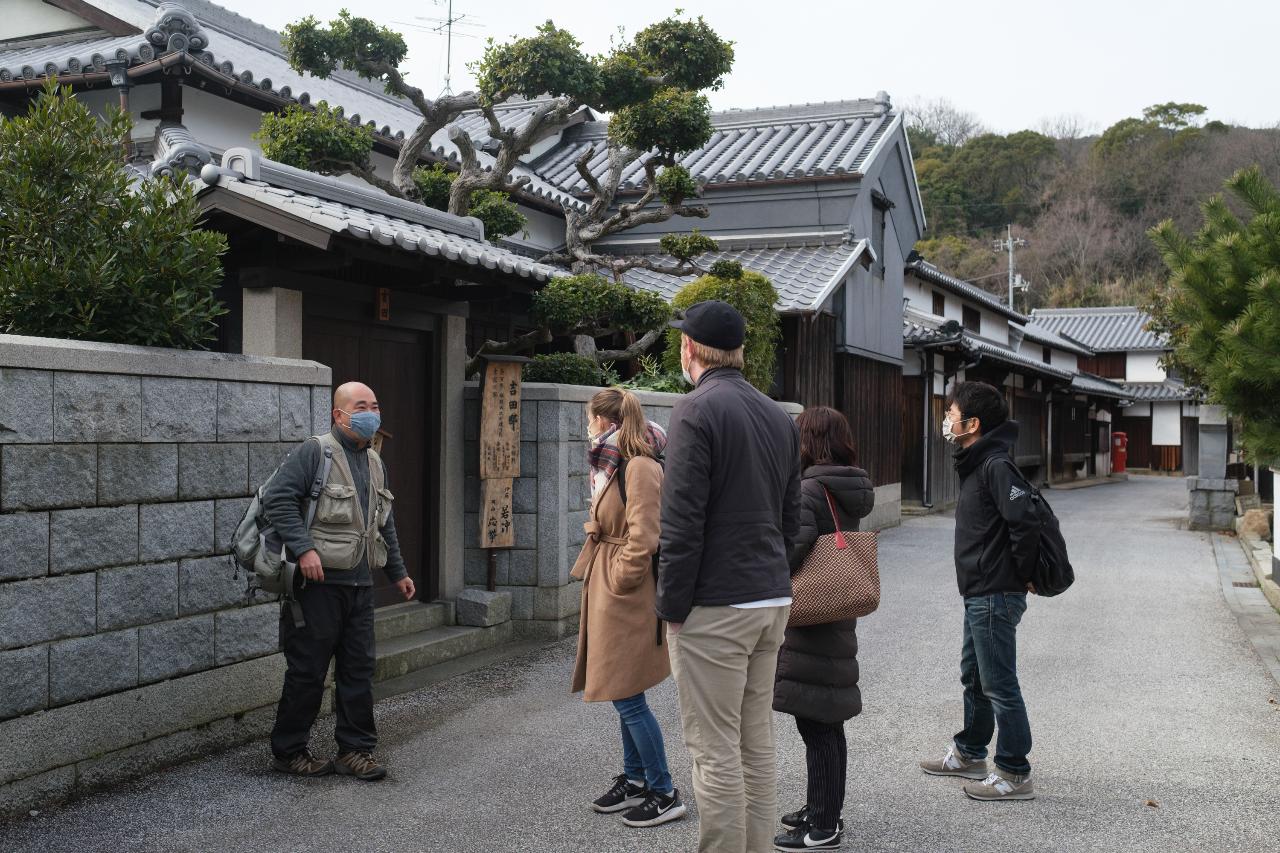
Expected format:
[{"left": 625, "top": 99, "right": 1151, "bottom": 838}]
[
  {"left": 0, "top": 335, "right": 330, "bottom": 819},
  {"left": 462, "top": 383, "right": 802, "bottom": 639}
]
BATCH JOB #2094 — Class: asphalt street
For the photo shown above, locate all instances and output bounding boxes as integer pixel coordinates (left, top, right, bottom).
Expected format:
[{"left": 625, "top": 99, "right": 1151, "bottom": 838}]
[{"left": 3, "top": 475, "right": 1278, "bottom": 853}]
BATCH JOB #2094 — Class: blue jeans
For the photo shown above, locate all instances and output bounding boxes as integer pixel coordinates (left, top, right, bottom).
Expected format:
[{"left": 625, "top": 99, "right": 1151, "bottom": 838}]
[
  {"left": 954, "top": 592, "right": 1032, "bottom": 776},
  {"left": 612, "top": 692, "right": 673, "bottom": 794}
]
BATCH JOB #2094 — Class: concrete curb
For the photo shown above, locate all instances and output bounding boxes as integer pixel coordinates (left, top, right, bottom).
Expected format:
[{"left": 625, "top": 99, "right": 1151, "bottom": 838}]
[
  {"left": 1238, "top": 531, "right": 1280, "bottom": 615},
  {"left": 1213, "top": 534, "right": 1280, "bottom": 691}
]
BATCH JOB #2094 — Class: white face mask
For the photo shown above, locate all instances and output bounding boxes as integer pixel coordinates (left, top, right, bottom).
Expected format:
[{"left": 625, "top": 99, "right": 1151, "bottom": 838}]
[{"left": 942, "top": 415, "right": 972, "bottom": 444}]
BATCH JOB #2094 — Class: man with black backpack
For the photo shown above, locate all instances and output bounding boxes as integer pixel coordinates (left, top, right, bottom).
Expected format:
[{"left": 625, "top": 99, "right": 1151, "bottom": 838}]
[{"left": 919, "top": 381, "right": 1040, "bottom": 802}]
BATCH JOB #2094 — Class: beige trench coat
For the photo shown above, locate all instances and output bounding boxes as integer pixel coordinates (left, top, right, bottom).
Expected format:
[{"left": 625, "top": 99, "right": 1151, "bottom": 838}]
[{"left": 570, "top": 455, "right": 670, "bottom": 702}]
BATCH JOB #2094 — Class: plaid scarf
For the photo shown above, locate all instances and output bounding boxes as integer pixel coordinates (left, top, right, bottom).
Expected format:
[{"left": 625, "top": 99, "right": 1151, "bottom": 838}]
[{"left": 588, "top": 422, "right": 668, "bottom": 498}]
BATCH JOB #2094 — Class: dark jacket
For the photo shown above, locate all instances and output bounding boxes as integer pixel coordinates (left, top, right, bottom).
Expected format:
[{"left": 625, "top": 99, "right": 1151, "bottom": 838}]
[
  {"left": 261, "top": 427, "right": 408, "bottom": 586},
  {"left": 773, "top": 465, "right": 874, "bottom": 724},
  {"left": 952, "top": 420, "right": 1040, "bottom": 598},
  {"left": 656, "top": 368, "right": 802, "bottom": 623}
]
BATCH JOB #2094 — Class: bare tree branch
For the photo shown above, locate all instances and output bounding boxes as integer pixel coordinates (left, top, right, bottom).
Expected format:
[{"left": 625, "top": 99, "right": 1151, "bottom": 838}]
[
  {"left": 594, "top": 327, "right": 665, "bottom": 361},
  {"left": 464, "top": 326, "right": 553, "bottom": 378}
]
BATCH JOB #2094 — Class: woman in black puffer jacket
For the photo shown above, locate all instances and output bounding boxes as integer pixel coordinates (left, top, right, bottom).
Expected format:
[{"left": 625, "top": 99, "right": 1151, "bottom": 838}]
[{"left": 773, "top": 406, "right": 874, "bottom": 851}]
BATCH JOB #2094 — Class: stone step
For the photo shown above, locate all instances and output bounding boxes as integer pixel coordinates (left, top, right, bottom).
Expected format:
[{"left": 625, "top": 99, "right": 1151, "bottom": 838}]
[
  {"left": 373, "top": 621, "right": 514, "bottom": 684},
  {"left": 374, "top": 601, "right": 449, "bottom": 643}
]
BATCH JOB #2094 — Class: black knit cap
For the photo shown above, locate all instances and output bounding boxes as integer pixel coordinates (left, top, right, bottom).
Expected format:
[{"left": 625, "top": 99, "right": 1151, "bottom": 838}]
[{"left": 669, "top": 300, "right": 746, "bottom": 350}]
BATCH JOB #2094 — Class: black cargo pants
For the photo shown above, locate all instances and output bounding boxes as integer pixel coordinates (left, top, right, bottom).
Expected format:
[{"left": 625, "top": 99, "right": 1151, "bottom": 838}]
[{"left": 270, "top": 582, "right": 377, "bottom": 759}]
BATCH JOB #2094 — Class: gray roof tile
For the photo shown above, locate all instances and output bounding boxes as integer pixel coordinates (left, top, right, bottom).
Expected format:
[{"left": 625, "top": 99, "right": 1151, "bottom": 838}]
[
  {"left": 1070, "top": 373, "right": 1131, "bottom": 400},
  {"left": 619, "top": 235, "right": 869, "bottom": 314},
  {"left": 1030, "top": 307, "right": 1168, "bottom": 352},
  {"left": 1120, "top": 381, "right": 1199, "bottom": 402},
  {"left": 905, "top": 259, "right": 1027, "bottom": 322},
  {"left": 1021, "top": 322, "right": 1094, "bottom": 357},
  {"left": 535, "top": 100, "right": 899, "bottom": 195}
]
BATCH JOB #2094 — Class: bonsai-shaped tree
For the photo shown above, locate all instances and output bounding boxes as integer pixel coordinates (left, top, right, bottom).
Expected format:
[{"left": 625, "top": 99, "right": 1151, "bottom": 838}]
[
  {"left": 0, "top": 81, "right": 227, "bottom": 348},
  {"left": 663, "top": 261, "right": 781, "bottom": 392},
  {"left": 269, "top": 11, "right": 733, "bottom": 276},
  {"left": 1148, "top": 165, "right": 1280, "bottom": 463}
]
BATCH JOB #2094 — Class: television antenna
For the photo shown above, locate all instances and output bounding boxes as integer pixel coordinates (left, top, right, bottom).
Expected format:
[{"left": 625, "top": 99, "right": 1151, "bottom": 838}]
[{"left": 394, "top": 1, "right": 484, "bottom": 96}]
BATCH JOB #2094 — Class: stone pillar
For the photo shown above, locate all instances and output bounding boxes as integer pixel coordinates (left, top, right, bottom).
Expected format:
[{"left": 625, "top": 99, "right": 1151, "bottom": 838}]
[
  {"left": 1273, "top": 468, "right": 1280, "bottom": 583},
  {"left": 1197, "top": 404, "right": 1229, "bottom": 479},
  {"left": 436, "top": 314, "right": 466, "bottom": 602},
  {"left": 241, "top": 288, "right": 302, "bottom": 359}
]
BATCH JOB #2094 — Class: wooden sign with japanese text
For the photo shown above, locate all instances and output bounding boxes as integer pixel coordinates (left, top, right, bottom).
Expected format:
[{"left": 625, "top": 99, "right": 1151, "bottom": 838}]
[
  {"left": 479, "top": 359, "right": 523, "bottom": 480},
  {"left": 480, "top": 478, "right": 515, "bottom": 549}
]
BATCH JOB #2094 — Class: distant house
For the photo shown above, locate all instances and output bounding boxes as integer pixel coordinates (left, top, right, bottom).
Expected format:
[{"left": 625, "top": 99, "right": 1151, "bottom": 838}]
[
  {"left": 1030, "top": 307, "right": 1200, "bottom": 473},
  {"left": 573, "top": 98, "right": 927, "bottom": 529},
  {"left": 901, "top": 258, "right": 1131, "bottom": 508}
]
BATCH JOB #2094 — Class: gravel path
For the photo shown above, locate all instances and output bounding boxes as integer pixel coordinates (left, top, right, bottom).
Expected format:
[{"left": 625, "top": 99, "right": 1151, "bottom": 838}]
[{"left": 4, "top": 475, "right": 1278, "bottom": 852}]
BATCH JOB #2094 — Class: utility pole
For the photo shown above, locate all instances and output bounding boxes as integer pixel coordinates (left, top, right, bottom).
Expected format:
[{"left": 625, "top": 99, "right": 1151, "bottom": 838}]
[{"left": 993, "top": 224, "right": 1030, "bottom": 310}]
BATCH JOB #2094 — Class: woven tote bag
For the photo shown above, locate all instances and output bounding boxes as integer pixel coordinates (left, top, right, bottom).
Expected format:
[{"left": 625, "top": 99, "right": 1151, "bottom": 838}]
[{"left": 788, "top": 487, "right": 879, "bottom": 627}]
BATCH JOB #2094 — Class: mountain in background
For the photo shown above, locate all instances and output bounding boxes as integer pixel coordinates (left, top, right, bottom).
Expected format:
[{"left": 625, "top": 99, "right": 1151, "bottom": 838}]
[{"left": 903, "top": 99, "right": 1280, "bottom": 310}]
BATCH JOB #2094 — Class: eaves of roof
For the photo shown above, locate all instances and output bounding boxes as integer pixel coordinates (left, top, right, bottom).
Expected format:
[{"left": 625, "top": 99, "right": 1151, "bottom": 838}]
[
  {"left": 1070, "top": 372, "right": 1132, "bottom": 401},
  {"left": 1120, "top": 381, "right": 1201, "bottom": 402},
  {"left": 197, "top": 148, "right": 565, "bottom": 283},
  {"left": 906, "top": 259, "right": 1028, "bottom": 323},
  {"left": 1030, "top": 307, "right": 1168, "bottom": 352},
  {"left": 1020, "top": 322, "right": 1094, "bottom": 357}
]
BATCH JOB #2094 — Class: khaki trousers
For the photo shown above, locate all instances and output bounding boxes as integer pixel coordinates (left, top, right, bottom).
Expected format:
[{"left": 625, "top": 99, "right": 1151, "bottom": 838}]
[{"left": 669, "top": 604, "right": 790, "bottom": 853}]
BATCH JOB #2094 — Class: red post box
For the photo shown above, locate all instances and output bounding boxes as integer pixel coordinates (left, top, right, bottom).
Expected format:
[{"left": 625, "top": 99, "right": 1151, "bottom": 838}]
[{"left": 1112, "top": 431, "right": 1128, "bottom": 474}]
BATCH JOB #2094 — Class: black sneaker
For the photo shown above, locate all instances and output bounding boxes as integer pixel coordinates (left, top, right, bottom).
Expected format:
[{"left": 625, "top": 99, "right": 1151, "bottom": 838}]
[
  {"left": 781, "top": 805, "right": 809, "bottom": 830},
  {"left": 774, "top": 821, "right": 843, "bottom": 851},
  {"left": 620, "top": 788, "right": 688, "bottom": 827},
  {"left": 591, "top": 774, "right": 647, "bottom": 814}
]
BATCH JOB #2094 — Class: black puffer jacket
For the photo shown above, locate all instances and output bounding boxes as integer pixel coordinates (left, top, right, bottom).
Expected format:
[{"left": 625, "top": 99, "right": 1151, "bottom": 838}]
[{"left": 773, "top": 465, "right": 875, "bottom": 724}]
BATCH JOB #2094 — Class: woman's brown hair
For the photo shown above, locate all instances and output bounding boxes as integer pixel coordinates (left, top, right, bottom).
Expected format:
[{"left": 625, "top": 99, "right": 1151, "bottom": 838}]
[
  {"left": 589, "top": 388, "right": 654, "bottom": 461},
  {"left": 797, "top": 406, "right": 857, "bottom": 469}
]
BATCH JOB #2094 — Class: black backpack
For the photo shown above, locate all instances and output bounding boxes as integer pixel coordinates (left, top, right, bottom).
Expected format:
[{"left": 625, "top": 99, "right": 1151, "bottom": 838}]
[
  {"left": 614, "top": 454, "right": 665, "bottom": 644},
  {"left": 982, "top": 457, "right": 1075, "bottom": 597}
]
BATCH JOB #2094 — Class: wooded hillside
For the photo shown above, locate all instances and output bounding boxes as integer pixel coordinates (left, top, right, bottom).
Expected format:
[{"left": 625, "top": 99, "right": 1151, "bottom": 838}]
[{"left": 904, "top": 99, "right": 1280, "bottom": 310}]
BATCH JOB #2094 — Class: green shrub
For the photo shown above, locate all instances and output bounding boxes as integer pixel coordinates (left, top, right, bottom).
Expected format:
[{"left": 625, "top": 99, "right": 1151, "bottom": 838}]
[
  {"left": 621, "top": 354, "right": 689, "bottom": 394},
  {"left": 411, "top": 163, "right": 526, "bottom": 242},
  {"left": 0, "top": 81, "right": 227, "bottom": 349},
  {"left": 662, "top": 269, "right": 780, "bottom": 392},
  {"left": 522, "top": 353, "right": 614, "bottom": 387}
]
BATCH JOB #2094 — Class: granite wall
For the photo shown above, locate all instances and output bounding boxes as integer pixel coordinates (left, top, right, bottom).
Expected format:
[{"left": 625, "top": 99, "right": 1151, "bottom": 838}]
[{"left": 0, "top": 334, "right": 330, "bottom": 819}]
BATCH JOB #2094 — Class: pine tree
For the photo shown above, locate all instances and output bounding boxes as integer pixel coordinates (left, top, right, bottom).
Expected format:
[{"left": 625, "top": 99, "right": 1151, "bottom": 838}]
[{"left": 1149, "top": 165, "right": 1280, "bottom": 463}]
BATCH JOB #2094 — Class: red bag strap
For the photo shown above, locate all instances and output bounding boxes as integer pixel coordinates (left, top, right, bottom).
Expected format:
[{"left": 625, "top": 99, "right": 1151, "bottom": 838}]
[{"left": 822, "top": 486, "right": 848, "bottom": 549}]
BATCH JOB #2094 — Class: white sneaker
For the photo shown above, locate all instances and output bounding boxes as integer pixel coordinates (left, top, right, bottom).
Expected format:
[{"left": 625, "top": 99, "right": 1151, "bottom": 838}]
[
  {"left": 919, "top": 743, "right": 989, "bottom": 779},
  {"left": 963, "top": 770, "right": 1036, "bottom": 801}
]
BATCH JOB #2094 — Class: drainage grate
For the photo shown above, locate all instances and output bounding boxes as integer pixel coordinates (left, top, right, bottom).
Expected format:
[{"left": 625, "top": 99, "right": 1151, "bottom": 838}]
[{"left": 1233, "top": 581, "right": 1260, "bottom": 588}]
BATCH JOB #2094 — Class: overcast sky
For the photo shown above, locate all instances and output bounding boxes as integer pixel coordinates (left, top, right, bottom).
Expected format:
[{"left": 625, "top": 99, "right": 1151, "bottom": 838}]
[{"left": 214, "top": 0, "right": 1280, "bottom": 134}]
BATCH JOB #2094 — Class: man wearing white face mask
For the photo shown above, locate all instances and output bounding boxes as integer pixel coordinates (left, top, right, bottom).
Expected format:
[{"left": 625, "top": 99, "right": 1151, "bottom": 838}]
[{"left": 262, "top": 381, "right": 414, "bottom": 782}]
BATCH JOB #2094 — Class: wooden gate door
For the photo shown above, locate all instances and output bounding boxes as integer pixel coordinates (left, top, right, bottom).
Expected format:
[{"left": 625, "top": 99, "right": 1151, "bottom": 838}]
[{"left": 304, "top": 318, "right": 435, "bottom": 607}]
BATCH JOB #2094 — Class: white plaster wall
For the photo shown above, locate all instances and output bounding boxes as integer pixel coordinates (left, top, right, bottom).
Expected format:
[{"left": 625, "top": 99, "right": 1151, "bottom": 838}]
[
  {"left": 1126, "top": 352, "right": 1166, "bottom": 383},
  {"left": 182, "top": 87, "right": 270, "bottom": 157},
  {"left": 903, "top": 276, "right": 935, "bottom": 316},
  {"left": 5, "top": 0, "right": 88, "bottom": 41},
  {"left": 1123, "top": 402, "right": 1152, "bottom": 417},
  {"left": 1050, "top": 348, "right": 1079, "bottom": 372},
  {"left": 981, "top": 312, "right": 1009, "bottom": 346},
  {"left": 1152, "top": 401, "right": 1182, "bottom": 445}
]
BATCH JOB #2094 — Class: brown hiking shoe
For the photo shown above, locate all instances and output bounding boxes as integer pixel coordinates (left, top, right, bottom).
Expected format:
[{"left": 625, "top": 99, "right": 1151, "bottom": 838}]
[
  {"left": 920, "top": 743, "right": 989, "bottom": 779},
  {"left": 335, "top": 750, "right": 388, "bottom": 781},
  {"left": 271, "top": 749, "right": 333, "bottom": 777}
]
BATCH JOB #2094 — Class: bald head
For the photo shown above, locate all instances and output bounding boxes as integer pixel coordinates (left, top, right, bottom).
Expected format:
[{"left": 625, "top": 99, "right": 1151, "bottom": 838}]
[
  {"left": 331, "top": 382, "right": 380, "bottom": 444},
  {"left": 333, "top": 381, "right": 376, "bottom": 413}
]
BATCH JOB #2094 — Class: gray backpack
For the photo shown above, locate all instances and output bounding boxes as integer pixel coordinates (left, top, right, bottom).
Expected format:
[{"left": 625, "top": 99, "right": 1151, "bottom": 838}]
[{"left": 230, "top": 438, "right": 333, "bottom": 623}]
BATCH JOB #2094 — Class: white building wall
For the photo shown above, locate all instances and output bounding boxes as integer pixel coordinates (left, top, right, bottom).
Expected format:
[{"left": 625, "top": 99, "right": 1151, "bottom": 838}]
[
  {"left": 1152, "top": 401, "right": 1182, "bottom": 445},
  {"left": 980, "top": 312, "right": 1009, "bottom": 346},
  {"left": 1123, "top": 402, "right": 1152, "bottom": 417},
  {"left": 4, "top": 0, "right": 88, "bottom": 41},
  {"left": 903, "top": 276, "right": 934, "bottom": 316},
  {"left": 1050, "top": 349, "right": 1079, "bottom": 372},
  {"left": 1126, "top": 352, "right": 1166, "bottom": 382}
]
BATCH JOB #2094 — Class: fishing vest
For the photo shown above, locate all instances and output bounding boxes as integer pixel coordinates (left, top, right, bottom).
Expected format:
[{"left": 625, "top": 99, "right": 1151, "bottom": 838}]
[{"left": 309, "top": 431, "right": 393, "bottom": 572}]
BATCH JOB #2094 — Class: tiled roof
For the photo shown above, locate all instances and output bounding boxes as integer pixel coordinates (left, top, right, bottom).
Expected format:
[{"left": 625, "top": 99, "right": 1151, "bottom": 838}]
[
  {"left": 0, "top": 1, "right": 583, "bottom": 211},
  {"left": 905, "top": 258, "right": 1028, "bottom": 323},
  {"left": 618, "top": 234, "right": 870, "bottom": 314},
  {"left": 1030, "top": 307, "right": 1168, "bottom": 352},
  {"left": 1070, "top": 372, "right": 1131, "bottom": 400},
  {"left": 534, "top": 98, "right": 900, "bottom": 195},
  {"left": 1121, "top": 381, "right": 1200, "bottom": 402},
  {"left": 1021, "top": 322, "right": 1093, "bottom": 357},
  {"left": 198, "top": 148, "right": 564, "bottom": 282},
  {"left": 901, "top": 310, "right": 1072, "bottom": 381}
]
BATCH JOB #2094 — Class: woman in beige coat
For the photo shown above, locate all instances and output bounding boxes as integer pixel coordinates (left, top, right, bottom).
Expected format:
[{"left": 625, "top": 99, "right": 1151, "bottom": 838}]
[{"left": 571, "top": 388, "right": 686, "bottom": 829}]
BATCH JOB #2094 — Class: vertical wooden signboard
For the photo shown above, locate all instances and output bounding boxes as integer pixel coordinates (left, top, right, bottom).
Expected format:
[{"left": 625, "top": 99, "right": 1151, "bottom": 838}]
[{"left": 477, "top": 356, "right": 528, "bottom": 589}]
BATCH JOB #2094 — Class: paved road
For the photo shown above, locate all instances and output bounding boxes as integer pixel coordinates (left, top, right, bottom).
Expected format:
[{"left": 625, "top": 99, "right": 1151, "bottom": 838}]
[{"left": 4, "top": 476, "right": 1278, "bottom": 852}]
